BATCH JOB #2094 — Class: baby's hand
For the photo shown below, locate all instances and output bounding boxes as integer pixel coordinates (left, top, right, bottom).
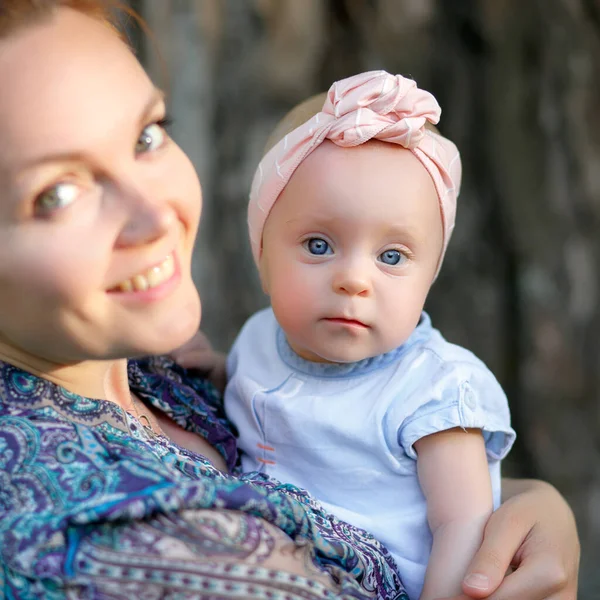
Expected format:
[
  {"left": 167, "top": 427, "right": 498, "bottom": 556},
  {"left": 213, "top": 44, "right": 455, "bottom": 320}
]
[{"left": 170, "top": 331, "right": 227, "bottom": 393}]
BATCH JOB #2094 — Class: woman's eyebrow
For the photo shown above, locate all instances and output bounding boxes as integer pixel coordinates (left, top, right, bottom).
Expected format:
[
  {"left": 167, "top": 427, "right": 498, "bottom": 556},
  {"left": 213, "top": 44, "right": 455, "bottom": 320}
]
[
  {"left": 15, "top": 88, "right": 167, "bottom": 176},
  {"left": 139, "top": 87, "right": 166, "bottom": 126}
]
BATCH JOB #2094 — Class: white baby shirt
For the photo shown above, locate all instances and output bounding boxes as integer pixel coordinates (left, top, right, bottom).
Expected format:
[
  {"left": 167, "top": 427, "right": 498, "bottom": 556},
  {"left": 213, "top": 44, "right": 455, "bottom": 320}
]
[{"left": 225, "top": 308, "right": 516, "bottom": 600}]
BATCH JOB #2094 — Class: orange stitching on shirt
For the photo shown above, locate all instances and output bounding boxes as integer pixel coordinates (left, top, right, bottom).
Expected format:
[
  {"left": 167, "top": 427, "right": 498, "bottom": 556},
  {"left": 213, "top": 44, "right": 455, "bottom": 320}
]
[
  {"left": 257, "top": 443, "right": 275, "bottom": 451},
  {"left": 257, "top": 458, "right": 276, "bottom": 465}
]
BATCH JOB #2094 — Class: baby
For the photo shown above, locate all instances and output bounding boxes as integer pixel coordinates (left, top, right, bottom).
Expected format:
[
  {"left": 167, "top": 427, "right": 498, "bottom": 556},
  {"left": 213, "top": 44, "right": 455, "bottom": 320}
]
[{"left": 181, "top": 71, "right": 516, "bottom": 600}]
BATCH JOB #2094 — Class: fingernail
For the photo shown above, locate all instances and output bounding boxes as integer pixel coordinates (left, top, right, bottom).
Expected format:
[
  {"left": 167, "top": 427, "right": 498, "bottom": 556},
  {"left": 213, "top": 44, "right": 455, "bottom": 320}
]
[{"left": 463, "top": 573, "right": 489, "bottom": 590}]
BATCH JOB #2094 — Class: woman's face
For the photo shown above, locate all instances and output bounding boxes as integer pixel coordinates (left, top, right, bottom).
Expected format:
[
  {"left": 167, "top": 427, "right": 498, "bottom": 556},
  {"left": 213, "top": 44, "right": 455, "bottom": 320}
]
[{"left": 0, "top": 8, "right": 202, "bottom": 363}]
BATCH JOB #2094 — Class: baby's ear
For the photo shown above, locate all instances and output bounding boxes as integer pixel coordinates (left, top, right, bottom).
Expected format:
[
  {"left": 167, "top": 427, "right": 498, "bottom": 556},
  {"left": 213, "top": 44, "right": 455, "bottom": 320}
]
[{"left": 257, "top": 253, "right": 270, "bottom": 296}]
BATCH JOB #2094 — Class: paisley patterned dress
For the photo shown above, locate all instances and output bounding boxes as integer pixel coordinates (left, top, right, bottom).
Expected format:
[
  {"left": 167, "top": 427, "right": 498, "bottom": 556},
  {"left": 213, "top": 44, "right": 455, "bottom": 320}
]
[{"left": 0, "top": 357, "right": 407, "bottom": 600}]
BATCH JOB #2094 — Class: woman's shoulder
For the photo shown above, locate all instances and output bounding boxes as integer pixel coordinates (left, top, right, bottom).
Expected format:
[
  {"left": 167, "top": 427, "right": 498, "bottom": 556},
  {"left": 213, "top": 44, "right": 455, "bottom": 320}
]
[{"left": 0, "top": 358, "right": 129, "bottom": 431}]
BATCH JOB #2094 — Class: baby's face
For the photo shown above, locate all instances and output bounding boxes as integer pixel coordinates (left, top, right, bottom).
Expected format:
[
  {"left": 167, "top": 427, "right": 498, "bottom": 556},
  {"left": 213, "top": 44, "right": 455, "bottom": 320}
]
[{"left": 260, "top": 140, "right": 443, "bottom": 363}]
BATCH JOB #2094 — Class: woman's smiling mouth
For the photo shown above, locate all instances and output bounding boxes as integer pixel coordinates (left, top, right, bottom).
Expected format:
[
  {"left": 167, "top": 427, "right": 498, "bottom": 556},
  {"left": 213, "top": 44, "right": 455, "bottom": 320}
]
[{"left": 110, "top": 254, "right": 176, "bottom": 293}]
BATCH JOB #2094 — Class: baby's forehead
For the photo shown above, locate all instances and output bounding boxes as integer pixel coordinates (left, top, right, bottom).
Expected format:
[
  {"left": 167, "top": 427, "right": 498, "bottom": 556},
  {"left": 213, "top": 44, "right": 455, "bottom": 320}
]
[
  {"left": 277, "top": 147, "right": 439, "bottom": 222},
  {"left": 291, "top": 139, "right": 430, "bottom": 186}
]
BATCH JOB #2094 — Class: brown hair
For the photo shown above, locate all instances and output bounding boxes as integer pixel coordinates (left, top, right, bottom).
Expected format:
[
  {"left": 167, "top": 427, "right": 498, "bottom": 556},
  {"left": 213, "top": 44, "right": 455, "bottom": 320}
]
[
  {"left": 264, "top": 90, "right": 443, "bottom": 156},
  {"left": 0, "top": 0, "right": 137, "bottom": 43}
]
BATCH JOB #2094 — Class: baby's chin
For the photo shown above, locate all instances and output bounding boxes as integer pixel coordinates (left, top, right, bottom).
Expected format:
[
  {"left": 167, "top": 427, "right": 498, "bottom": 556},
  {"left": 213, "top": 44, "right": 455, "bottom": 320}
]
[
  {"left": 288, "top": 332, "right": 409, "bottom": 364},
  {"left": 310, "top": 335, "right": 414, "bottom": 364},
  {"left": 301, "top": 344, "right": 391, "bottom": 365}
]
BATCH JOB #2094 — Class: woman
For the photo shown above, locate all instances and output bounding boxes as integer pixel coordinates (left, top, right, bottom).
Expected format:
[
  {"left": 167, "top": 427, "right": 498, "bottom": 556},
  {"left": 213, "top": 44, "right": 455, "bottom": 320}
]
[{"left": 0, "top": 1, "right": 579, "bottom": 599}]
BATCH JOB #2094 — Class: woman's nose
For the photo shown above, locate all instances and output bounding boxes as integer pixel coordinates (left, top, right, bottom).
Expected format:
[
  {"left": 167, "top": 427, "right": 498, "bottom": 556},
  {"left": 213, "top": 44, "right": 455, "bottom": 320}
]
[{"left": 114, "top": 184, "right": 177, "bottom": 249}]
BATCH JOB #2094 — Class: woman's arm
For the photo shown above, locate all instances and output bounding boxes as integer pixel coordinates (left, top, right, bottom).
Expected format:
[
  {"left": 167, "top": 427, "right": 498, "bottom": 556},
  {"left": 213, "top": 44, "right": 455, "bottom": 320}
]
[
  {"left": 416, "top": 428, "right": 493, "bottom": 600},
  {"left": 444, "top": 478, "right": 580, "bottom": 600}
]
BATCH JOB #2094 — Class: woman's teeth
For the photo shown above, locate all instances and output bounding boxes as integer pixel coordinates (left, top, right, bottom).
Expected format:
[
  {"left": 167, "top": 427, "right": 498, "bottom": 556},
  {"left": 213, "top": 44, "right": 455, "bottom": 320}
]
[{"left": 114, "top": 255, "right": 175, "bottom": 292}]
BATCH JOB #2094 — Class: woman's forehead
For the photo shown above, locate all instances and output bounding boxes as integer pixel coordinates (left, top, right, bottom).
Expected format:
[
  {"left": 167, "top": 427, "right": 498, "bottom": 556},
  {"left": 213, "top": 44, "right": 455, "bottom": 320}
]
[{"left": 0, "top": 8, "right": 153, "bottom": 174}]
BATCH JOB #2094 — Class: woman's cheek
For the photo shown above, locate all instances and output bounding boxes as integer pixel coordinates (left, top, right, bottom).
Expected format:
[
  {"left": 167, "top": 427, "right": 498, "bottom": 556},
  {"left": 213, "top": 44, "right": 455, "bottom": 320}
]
[
  {"left": 16, "top": 239, "right": 96, "bottom": 297},
  {"left": 169, "top": 148, "right": 202, "bottom": 226}
]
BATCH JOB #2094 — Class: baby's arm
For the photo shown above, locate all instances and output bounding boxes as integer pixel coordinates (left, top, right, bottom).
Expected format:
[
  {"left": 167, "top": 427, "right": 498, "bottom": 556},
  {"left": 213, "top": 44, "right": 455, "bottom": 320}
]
[{"left": 415, "top": 427, "right": 493, "bottom": 600}]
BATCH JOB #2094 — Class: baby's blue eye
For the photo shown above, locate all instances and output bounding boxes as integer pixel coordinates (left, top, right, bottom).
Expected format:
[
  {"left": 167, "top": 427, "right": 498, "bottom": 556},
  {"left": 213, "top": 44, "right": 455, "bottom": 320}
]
[
  {"left": 305, "top": 238, "right": 331, "bottom": 256},
  {"left": 378, "top": 249, "right": 403, "bottom": 265},
  {"left": 136, "top": 122, "right": 167, "bottom": 154}
]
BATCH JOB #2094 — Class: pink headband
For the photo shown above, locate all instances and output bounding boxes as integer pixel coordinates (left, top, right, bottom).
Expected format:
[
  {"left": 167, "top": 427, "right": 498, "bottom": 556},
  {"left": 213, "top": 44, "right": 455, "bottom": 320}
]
[{"left": 248, "top": 70, "right": 462, "bottom": 275}]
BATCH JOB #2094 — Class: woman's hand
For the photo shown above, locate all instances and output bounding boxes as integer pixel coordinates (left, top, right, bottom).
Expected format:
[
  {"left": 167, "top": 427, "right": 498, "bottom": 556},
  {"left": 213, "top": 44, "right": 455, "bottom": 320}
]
[
  {"left": 441, "top": 478, "right": 579, "bottom": 600},
  {"left": 170, "top": 331, "right": 227, "bottom": 393}
]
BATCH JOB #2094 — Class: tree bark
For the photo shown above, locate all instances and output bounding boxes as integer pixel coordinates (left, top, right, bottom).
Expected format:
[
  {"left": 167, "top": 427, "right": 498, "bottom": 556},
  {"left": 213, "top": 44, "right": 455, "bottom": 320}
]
[{"left": 134, "top": 1, "right": 599, "bottom": 595}]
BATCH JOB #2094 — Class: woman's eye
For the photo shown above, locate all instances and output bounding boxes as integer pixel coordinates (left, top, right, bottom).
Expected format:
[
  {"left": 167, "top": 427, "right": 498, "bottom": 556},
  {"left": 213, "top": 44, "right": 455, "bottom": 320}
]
[
  {"left": 135, "top": 122, "right": 167, "bottom": 154},
  {"left": 305, "top": 238, "right": 332, "bottom": 256},
  {"left": 378, "top": 249, "right": 404, "bottom": 266},
  {"left": 34, "top": 182, "right": 80, "bottom": 216}
]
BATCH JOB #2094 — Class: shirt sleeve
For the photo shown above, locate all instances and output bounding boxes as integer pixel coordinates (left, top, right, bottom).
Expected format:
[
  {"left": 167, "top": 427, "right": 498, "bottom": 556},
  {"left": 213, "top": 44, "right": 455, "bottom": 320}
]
[{"left": 396, "top": 353, "right": 516, "bottom": 461}]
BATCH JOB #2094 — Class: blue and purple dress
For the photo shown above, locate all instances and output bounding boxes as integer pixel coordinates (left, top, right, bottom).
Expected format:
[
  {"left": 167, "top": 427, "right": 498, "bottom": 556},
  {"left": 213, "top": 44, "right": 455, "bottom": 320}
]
[{"left": 0, "top": 356, "right": 406, "bottom": 599}]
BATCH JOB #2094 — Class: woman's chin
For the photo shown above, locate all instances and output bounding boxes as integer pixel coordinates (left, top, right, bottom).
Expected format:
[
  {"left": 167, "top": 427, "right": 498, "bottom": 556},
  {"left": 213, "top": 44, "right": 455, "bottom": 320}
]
[
  {"left": 159, "top": 301, "right": 201, "bottom": 355},
  {"left": 123, "top": 295, "right": 202, "bottom": 358}
]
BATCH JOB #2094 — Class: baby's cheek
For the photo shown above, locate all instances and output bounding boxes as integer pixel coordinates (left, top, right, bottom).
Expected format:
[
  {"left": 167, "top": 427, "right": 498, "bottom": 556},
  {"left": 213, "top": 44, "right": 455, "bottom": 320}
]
[
  {"left": 381, "top": 289, "right": 425, "bottom": 344},
  {"left": 275, "top": 262, "right": 313, "bottom": 300},
  {"left": 270, "top": 272, "right": 316, "bottom": 330}
]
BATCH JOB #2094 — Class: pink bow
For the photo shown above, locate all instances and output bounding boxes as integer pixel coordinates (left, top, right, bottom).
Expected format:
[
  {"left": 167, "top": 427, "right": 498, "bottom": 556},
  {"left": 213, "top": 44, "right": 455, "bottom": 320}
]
[{"left": 323, "top": 71, "right": 440, "bottom": 148}]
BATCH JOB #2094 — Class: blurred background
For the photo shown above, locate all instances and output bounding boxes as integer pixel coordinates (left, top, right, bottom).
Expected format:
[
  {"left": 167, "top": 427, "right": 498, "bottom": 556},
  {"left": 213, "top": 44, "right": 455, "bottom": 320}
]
[{"left": 127, "top": 1, "right": 599, "bottom": 596}]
